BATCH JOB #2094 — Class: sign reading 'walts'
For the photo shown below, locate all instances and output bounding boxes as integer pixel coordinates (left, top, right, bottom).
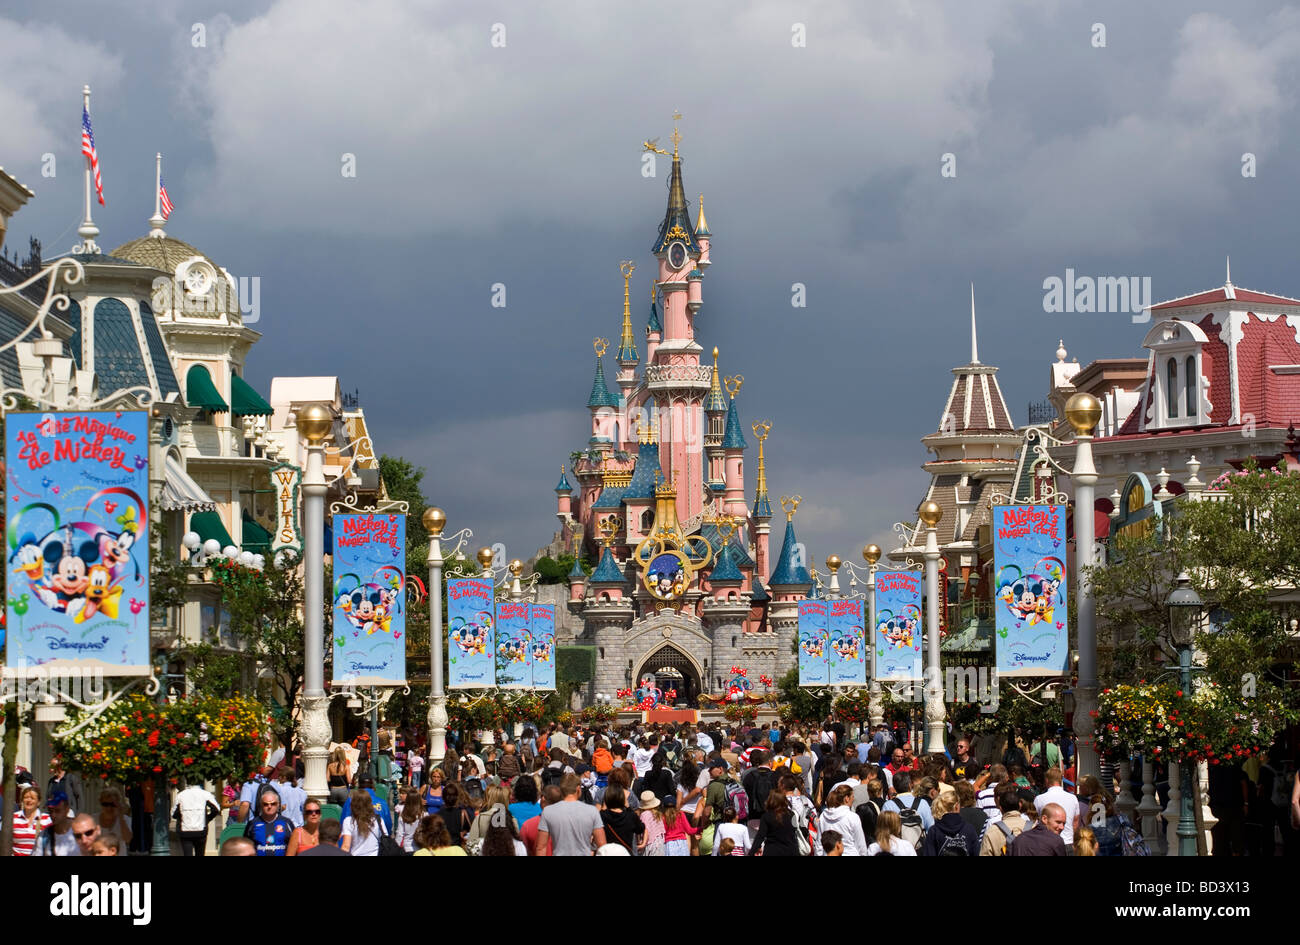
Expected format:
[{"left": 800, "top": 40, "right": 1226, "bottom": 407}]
[{"left": 269, "top": 462, "right": 302, "bottom": 556}]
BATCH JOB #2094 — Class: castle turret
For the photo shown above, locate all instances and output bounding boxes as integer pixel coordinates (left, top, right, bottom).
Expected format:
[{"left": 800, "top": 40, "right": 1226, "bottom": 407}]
[
  {"left": 645, "top": 281, "right": 662, "bottom": 363},
  {"left": 768, "top": 498, "right": 812, "bottom": 599},
  {"left": 704, "top": 347, "right": 728, "bottom": 492},
  {"left": 555, "top": 465, "right": 573, "bottom": 522},
  {"left": 694, "top": 193, "right": 711, "bottom": 269},
  {"left": 751, "top": 422, "right": 773, "bottom": 581},
  {"left": 587, "top": 339, "right": 620, "bottom": 452},
  {"left": 722, "top": 378, "right": 747, "bottom": 517}
]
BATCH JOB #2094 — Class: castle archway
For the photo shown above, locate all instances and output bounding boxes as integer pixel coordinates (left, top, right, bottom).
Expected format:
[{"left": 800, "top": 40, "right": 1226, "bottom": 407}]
[{"left": 636, "top": 644, "right": 701, "bottom": 707}]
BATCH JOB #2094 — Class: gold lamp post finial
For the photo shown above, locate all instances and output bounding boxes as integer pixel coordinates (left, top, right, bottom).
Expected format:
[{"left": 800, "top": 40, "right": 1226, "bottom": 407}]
[
  {"left": 919, "top": 501, "right": 943, "bottom": 527},
  {"left": 1064, "top": 392, "right": 1103, "bottom": 436},
  {"left": 476, "top": 547, "right": 494, "bottom": 571},
  {"left": 826, "top": 554, "right": 842, "bottom": 574},
  {"left": 862, "top": 543, "right": 881, "bottom": 565},
  {"left": 422, "top": 507, "right": 446, "bottom": 536},
  {"left": 296, "top": 403, "right": 332, "bottom": 444},
  {"left": 509, "top": 559, "right": 523, "bottom": 576}
]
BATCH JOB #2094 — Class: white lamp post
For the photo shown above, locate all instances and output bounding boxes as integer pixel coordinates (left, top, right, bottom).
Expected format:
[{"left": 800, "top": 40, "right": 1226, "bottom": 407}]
[
  {"left": 863, "top": 544, "right": 883, "bottom": 729},
  {"left": 919, "top": 501, "right": 946, "bottom": 754},
  {"left": 295, "top": 403, "right": 333, "bottom": 801},
  {"left": 1064, "top": 392, "right": 1103, "bottom": 784},
  {"left": 424, "top": 507, "right": 449, "bottom": 765}
]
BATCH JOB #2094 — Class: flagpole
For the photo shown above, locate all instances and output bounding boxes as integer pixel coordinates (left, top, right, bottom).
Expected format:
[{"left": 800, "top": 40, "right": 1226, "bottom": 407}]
[
  {"left": 149, "top": 152, "right": 166, "bottom": 237},
  {"left": 76, "top": 84, "right": 100, "bottom": 254}
]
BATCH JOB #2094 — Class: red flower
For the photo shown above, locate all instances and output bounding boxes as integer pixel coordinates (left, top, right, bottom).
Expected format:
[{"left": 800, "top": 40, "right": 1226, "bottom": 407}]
[
  {"left": 183, "top": 757, "right": 194, "bottom": 765},
  {"left": 125, "top": 749, "right": 134, "bottom": 757},
  {"left": 152, "top": 766, "right": 162, "bottom": 773}
]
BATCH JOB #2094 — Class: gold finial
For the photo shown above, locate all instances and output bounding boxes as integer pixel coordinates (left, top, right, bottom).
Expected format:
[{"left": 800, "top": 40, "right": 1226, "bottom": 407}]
[
  {"left": 714, "top": 513, "right": 738, "bottom": 545},
  {"left": 751, "top": 420, "right": 771, "bottom": 442},
  {"left": 862, "top": 544, "right": 881, "bottom": 565},
  {"left": 509, "top": 559, "right": 523, "bottom": 576},
  {"left": 1064, "top": 392, "right": 1102, "bottom": 436},
  {"left": 476, "top": 547, "right": 494, "bottom": 570},
  {"left": 780, "top": 495, "right": 802, "bottom": 522},
  {"left": 919, "top": 501, "right": 943, "bottom": 527},
  {"left": 752, "top": 420, "right": 771, "bottom": 506},
  {"left": 620, "top": 260, "right": 636, "bottom": 280},
  {"left": 826, "top": 554, "right": 842, "bottom": 574},
  {"left": 593, "top": 337, "right": 608, "bottom": 358},
  {"left": 650, "top": 279, "right": 658, "bottom": 302},
  {"left": 618, "top": 261, "right": 636, "bottom": 358},
  {"left": 422, "top": 507, "right": 446, "bottom": 536},
  {"left": 713, "top": 346, "right": 719, "bottom": 360},
  {"left": 598, "top": 514, "right": 619, "bottom": 547},
  {"left": 696, "top": 193, "right": 710, "bottom": 233},
  {"left": 724, "top": 374, "right": 744, "bottom": 400},
  {"left": 671, "top": 111, "right": 683, "bottom": 158},
  {"left": 296, "top": 403, "right": 332, "bottom": 444}
]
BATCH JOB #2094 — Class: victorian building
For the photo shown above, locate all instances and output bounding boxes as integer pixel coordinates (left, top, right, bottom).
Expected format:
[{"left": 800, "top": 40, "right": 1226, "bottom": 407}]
[{"left": 553, "top": 130, "right": 810, "bottom": 703}]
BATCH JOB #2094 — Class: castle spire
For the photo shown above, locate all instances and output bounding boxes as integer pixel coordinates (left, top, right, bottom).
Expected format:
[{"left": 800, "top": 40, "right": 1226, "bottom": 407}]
[
  {"left": 705, "top": 347, "right": 727, "bottom": 413},
  {"left": 752, "top": 421, "right": 772, "bottom": 519},
  {"left": 587, "top": 338, "right": 619, "bottom": 409},
  {"left": 695, "top": 193, "right": 711, "bottom": 236},
  {"left": 970, "top": 282, "right": 980, "bottom": 366},
  {"left": 651, "top": 113, "right": 697, "bottom": 256},
  {"left": 616, "top": 260, "right": 638, "bottom": 364}
]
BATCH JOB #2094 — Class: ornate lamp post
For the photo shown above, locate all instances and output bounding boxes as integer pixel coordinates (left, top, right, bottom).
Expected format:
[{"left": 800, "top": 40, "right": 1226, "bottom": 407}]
[
  {"left": 919, "top": 500, "right": 946, "bottom": 754},
  {"left": 424, "top": 506, "right": 449, "bottom": 764},
  {"left": 295, "top": 403, "right": 333, "bottom": 801},
  {"left": 1166, "top": 573, "right": 1203, "bottom": 857},
  {"left": 863, "top": 544, "right": 884, "bottom": 729},
  {"left": 1063, "top": 392, "right": 1103, "bottom": 783}
]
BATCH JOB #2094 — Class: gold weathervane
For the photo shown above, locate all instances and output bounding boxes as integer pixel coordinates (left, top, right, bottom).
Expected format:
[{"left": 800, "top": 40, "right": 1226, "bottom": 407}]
[
  {"left": 597, "top": 514, "right": 620, "bottom": 547},
  {"left": 780, "top": 495, "right": 802, "bottom": 522},
  {"left": 620, "top": 260, "right": 636, "bottom": 280},
  {"left": 593, "top": 337, "right": 608, "bottom": 358},
  {"left": 642, "top": 112, "right": 684, "bottom": 159},
  {"left": 724, "top": 374, "right": 744, "bottom": 400},
  {"left": 752, "top": 420, "right": 771, "bottom": 441}
]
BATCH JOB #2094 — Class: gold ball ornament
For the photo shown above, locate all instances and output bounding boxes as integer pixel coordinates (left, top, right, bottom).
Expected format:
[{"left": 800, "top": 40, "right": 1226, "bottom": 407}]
[
  {"left": 422, "top": 507, "right": 446, "bottom": 536},
  {"left": 919, "top": 501, "right": 943, "bottom": 527},
  {"left": 476, "top": 547, "right": 495, "bottom": 570},
  {"left": 825, "top": 554, "right": 842, "bottom": 573},
  {"left": 296, "top": 403, "right": 333, "bottom": 444},
  {"left": 1065, "top": 392, "right": 1103, "bottom": 436},
  {"left": 862, "top": 544, "right": 881, "bottom": 565},
  {"left": 509, "top": 559, "right": 523, "bottom": 576}
]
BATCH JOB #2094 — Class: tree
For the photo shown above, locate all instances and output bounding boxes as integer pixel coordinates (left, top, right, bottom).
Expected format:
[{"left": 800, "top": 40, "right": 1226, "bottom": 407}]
[
  {"left": 775, "top": 667, "right": 832, "bottom": 723},
  {"left": 378, "top": 455, "right": 429, "bottom": 575},
  {"left": 173, "top": 642, "right": 244, "bottom": 699}
]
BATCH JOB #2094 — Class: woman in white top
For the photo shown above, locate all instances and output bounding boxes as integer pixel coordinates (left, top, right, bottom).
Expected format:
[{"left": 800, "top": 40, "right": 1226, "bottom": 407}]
[
  {"left": 341, "top": 790, "right": 388, "bottom": 856},
  {"left": 865, "top": 810, "right": 917, "bottom": 856},
  {"left": 394, "top": 787, "right": 423, "bottom": 852},
  {"left": 95, "top": 786, "right": 132, "bottom": 855},
  {"left": 816, "top": 784, "right": 869, "bottom": 856},
  {"left": 712, "top": 806, "right": 751, "bottom": 856}
]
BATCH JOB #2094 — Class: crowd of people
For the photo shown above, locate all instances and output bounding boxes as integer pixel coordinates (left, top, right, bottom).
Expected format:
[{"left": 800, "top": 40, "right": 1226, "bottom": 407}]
[{"left": 13, "top": 716, "right": 1300, "bottom": 857}]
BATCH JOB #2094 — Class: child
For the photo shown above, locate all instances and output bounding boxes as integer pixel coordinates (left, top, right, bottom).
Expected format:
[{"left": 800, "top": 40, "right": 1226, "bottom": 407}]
[
  {"left": 661, "top": 797, "right": 698, "bottom": 856},
  {"left": 822, "top": 829, "right": 844, "bottom": 856},
  {"left": 638, "top": 791, "right": 666, "bottom": 856},
  {"left": 717, "top": 837, "right": 736, "bottom": 856}
]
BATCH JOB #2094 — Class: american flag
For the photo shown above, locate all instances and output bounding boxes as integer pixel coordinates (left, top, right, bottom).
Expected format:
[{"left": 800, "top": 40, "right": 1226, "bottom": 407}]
[
  {"left": 159, "top": 177, "right": 174, "bottom": 219},
  {"left": 81, "top": 105, "right": 104, "bottom": 205}
]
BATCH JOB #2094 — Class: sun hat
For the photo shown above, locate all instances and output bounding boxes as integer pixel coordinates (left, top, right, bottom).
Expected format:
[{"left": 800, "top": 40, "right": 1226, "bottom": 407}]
[{"left": 639, "top": 791, "right": 661, "bottom": 809}]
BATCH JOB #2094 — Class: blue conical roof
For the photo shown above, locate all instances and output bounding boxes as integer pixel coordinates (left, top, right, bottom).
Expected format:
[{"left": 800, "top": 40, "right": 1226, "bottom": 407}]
[
  {"left": 769, "top": 519, "right": 813, "bottom": 589},
  {"left": 750, "top": 579, "right": 769, "bottom": 603},
  {"left": 752, "top": 491, "right": 772, "bottom": 519},
  {"left": 709, "top": 544, "right": 743, "bottom": 584},
  {"left": 590, "top": 546, "right": 625, "bottom": 583},
  {"left": 555, "top": 468, "right": 572, "bottom": 493},
  {"left": 568, "top": 556, "right": 586, "bottom": 579},
  {"left": 647, "top": 298, "right": 662, "bottom": 334},
  {"left": 723, "top": 398, "right": 746, "bottom": 450},
  {"left": 622, "top": 440, "right": 663, "bottom": 500},
  {"left": 587, "top": 355, "right": 619, "bottom": 409}
]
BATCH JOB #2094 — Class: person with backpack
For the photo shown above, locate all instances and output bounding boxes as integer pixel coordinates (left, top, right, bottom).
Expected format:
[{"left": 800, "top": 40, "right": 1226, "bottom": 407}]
[
  {"left": 749, "top": 780, "right": 800, "bottom": 856},
  {"left": 979, "top": 783, "right": 1028, "bottom": 855},
  {"left": 816, "top": 784, "right": 869, "bottom": 855},
  {"left": 866, "top": 810, "right": 915, "bottom": 856},
  {"left": 741, "top": 750, "right": 775, "bottom": 827},
  {"left": 540, "top": 748, "right": 574, "bottom": 791},
  {"left": 697, "top": 756, "right": 730, "bottom": 830},
  {"left": 881, "top": 771, "right": 933, "bottom": 851},
  {"left": 921, "top": 792, "right": 979, "bottom": 856},
  {"left": 640, "top": 749, "right": 676, "bottom": 804},
  {"left": 855, "top": 776, "right": 884, "bottom": 840}
]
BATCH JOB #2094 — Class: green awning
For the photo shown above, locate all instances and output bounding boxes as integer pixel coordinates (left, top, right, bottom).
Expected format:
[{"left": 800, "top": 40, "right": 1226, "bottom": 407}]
[
  {"left": 241, "top": 513, "right": 272, "bottom": 553},
  {"left": 186, "top": 364, "right": 229, "bottom": 412},
  {"left": 230, "top": 373, "right": 273, "bottom": 416},
  {"left": 190, "top": 510, "right": 234, "bottom": 549}
]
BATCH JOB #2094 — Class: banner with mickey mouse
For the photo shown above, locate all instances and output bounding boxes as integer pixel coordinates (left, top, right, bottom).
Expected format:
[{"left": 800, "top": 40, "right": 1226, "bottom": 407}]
[
  {"left": 6, "top": 411, "right": 150, "bottom": 675},
  {"left": 992, "top": 505, "right": 1069, "bottom": 676},
  {"left": 797, "top": 598, "right": 829, "bottom": 686},
  {"left": 447, "top": 577, "right": 495, "bottom": 688},
  {"left": 874, "top": 569, "right": 923, "bottom": 681},
  {"left": 827, "top": 597, "right": 867, "bottom": 686},
  {"left": 331, "top": 513, "right": 406, "bottom": 687}
]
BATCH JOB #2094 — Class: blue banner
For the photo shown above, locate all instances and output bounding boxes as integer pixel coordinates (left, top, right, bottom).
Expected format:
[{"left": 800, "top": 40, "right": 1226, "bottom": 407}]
[
  {"left": 331, "top": 513, "right": 406, "bottom": 687},
  {"left": 828, "top": 597, "right": 866, "bottom": 686},
  {"left": 797, "top": 599, "right": 829, "bottom": 686},
  {"left": 529, "top": 604, "right": 556, "bottom": 691},
  {"left": 993, "top": 505, "right": 1069, "bottom": 676},
  {"left": 494, "top": 600, "right": 531, "bottom": 689},
  {"left": 6, "top": 411, "right": 151, "bottom": 676},
  {"left": 447, "top": 578, "right": 495, "bottom": 688},
  {"left": 875, "top": 569, "right": 922, "bottom": 681}
]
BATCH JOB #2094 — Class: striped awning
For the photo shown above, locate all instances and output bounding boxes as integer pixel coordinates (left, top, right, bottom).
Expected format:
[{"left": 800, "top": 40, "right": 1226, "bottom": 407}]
[{"left": 161, "top": 454, "right": 216, "bottom": 512}]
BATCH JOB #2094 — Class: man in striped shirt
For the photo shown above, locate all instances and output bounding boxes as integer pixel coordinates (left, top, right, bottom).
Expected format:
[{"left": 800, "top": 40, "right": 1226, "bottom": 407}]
[{"left": 976, "top": 764, "right": 1008, "bottom": 823}]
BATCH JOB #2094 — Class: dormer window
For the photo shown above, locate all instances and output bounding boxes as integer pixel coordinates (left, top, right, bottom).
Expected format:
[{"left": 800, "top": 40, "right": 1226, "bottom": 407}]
[{"left": 1142, "top": 318, "right": 1211, "bottom": 431}]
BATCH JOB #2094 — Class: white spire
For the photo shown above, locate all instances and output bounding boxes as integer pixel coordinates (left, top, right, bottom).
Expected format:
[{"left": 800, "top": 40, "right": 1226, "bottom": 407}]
[
  {"left": 75, "top": 84, "right": 100, "bottom": 255},
  {"left": 149, "top": 152, "right": 166, "bottom": 237},
  {"left": 1225, "top": 255, "right": 1232, "bottom": 286},
  {"left": 970, "top": 282, "right": 980, "bottom": 365}
]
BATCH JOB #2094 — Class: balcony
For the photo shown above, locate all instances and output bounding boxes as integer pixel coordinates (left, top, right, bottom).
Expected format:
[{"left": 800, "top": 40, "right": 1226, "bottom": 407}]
[{"left": 644, "top": 363, "right": 712, "bottom": 389}]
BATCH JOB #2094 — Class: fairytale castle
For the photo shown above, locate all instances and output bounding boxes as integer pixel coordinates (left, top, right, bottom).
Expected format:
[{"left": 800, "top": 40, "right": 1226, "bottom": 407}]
[{"left": 551, "top": 126, "right": 811, "bottom": 704}]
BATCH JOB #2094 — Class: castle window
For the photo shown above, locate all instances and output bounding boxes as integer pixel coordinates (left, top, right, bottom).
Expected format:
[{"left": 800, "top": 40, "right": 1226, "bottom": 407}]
[
  {"left": 641, "top": 509, "right": 654, "bottom": 531},
  {"left": 1166, "top": 358, "right": 1178, "bottom": 417},
  {"left": 1185, "top": 355, "right": 1196, "bottom": 416}
]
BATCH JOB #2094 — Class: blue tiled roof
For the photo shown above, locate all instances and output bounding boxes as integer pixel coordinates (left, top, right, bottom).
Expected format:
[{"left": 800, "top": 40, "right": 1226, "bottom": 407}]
[
  {"left": 753, "top": 492, "right": 772, "bottom": 519},
  {"left": 64, "top": 298, "right": 82, "bottom": 369},
  {"left": 569, "top": 555, "right": 586, "bottom": 579},
  {"left": 590, "top": 546, "right": 625, "bottom": 583},
  {"left": 652, "top": 156, "right": 698, "bottom": 255},
  {"left": 709, "top": 544, "right": 743, "bottom": 583},
  {"left": 592, "top": 484, "right": 625, "bottom": 509},
  {"left": 705, "top": 374, "right": 727, "bottom": 413},
  {"left": 750, "top": 579, "right": 769, "bottom": 603},
  {"left": 622, "top": 440, "right": 662, "bottom": 500},
  {"left": 92, "top": 298, "right": 151, "bottom": 396},
  {"left": 647, "top": 298, "right": 662, "bottom": 334},
  {"left": 617, "top": 336, "right": 638, "bottom": 364},
  {"left": 769, "top": 519, "right": 813, "bottom": 589},
  {"left": 587, "top": 355, "right": 619, "bottom": 408},
  {"left": 687, "top": 268, "right": 702, "bottom": 280},
  {"left": 723, "top": 398, "right": 746, "bottom": 450},
  {"left": 555, "top": 469, "right": 572, "bottom": 493},
  {"left": 139, "top": 300, "right": 180, "bottom": 396},
  {"left": 699, "top": 523, "right": 753, "bottom": 567}
]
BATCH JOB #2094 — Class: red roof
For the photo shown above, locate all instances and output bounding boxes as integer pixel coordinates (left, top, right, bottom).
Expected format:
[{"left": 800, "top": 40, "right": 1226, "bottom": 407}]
[{"left": 1150, "top": 286, "right": 1300, "bottom": 312}]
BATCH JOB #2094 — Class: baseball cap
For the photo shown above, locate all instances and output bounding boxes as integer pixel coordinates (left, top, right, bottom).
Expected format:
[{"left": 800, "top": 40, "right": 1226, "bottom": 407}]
[{"left": 48, "top": 791, "right": 69, "bottom": 806}]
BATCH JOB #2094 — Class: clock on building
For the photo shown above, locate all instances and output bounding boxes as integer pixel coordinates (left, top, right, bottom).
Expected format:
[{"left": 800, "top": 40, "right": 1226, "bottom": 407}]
[{"left": 667, "top": 240, "right": 688, "bottom": 270}]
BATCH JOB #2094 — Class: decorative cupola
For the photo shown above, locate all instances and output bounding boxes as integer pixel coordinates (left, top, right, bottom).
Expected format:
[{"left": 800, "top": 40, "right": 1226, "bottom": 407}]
[
  {"left": 587, "top": 338, "right": 619, "bottom": 450},
  {"left": 694, "top": 193, "right": 712, "bottom": 269},
  {"left": 722, "top": 374, "right": 747, "bottom": 516},
  {"left": 705, "top": 347, "right": 728, "bottom": 490}
]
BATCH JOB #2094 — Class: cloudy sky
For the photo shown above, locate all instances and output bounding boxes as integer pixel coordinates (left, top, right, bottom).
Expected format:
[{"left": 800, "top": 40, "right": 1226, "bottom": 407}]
[{"left": 6, "top": 1, "right": 1300, "bottom": 569}]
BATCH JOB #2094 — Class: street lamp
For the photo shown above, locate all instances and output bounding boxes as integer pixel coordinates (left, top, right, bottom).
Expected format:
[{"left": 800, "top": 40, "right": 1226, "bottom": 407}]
[
  {"left": 423, "top": 506, "right": 448, "bottom": 765},
  {"left": 1063, "top": 391, "right": 1103, "bottom": 784},
  {"left": 919, "top": 500, "right": 945, "bottom": 754},
  {"left": 863, "top": 544, "right": 884, "bottom": 729},
  {"left": 1166, "top": 572, "right": 1203, "bottom": 857},
  {"left": 296, "top": 403, "right": 333, "bottom": 802}
]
